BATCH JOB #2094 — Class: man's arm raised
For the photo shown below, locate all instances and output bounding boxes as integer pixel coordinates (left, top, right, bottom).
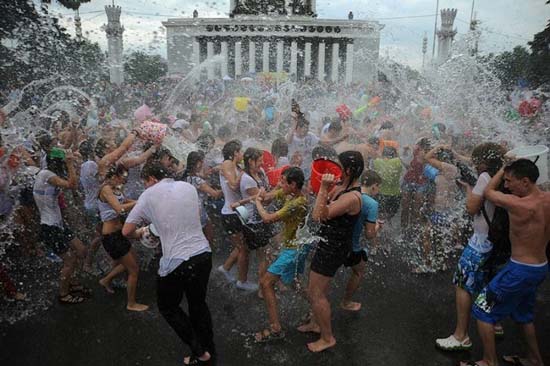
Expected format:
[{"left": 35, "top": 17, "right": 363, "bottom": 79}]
[{"left": 484, "top": 167, "right": 521, "bottom": 211}]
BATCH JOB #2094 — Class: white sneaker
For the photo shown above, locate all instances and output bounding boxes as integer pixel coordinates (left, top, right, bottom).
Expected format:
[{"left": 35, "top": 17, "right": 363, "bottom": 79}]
[
  {"left": 435, "top": 335, "right": 472, "bottom": 351},
  {"left": 217, "top": 265, "right": 236, "bottom": 283},
  {"left": 236, "top": 281, "right": 259, "bottom": 291}
]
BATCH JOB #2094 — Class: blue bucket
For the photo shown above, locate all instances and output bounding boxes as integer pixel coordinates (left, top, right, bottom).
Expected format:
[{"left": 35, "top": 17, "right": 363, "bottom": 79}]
[{"left": 424, "top": 164, "right": 439, "bottom": 181}]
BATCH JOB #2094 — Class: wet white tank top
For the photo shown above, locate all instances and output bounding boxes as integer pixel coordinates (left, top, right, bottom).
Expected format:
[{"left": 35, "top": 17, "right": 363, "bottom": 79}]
[{"left": 220, "top": 164, "right": 241, "bottom": 215}]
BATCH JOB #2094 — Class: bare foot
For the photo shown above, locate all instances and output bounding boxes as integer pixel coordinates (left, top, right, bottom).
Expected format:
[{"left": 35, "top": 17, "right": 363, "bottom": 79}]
[
  {"left": 502, "top": 355, "right": 540, "bottom": 366},
  {"left": 126, "top": 303, "right": 149, "bottom": 312},
  {"left": 297, "top": 321, "right": 320, "bottom": 334},
  {"left": 307, "top": 337, "right": 336, "bottom": 353},
  {"left": 99, "top": 278, "right": 115, "bottom": 294},
  {"left": 340, "top": 301, "right": 362, "bottom": 311}
]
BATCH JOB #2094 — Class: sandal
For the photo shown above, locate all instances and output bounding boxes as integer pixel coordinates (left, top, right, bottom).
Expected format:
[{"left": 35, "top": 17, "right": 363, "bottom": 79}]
[
  {"left": 435, "top": 335, "right": 472, "bottom": 351},
  {"left": 58, "top": 293, "right": 86, "bottom": 304},
  {"left": 254, "top": 328, "right": 285, "bottom": 343},
  {"left": 69, "top": 284, "right": 93, "bottom": 297}
]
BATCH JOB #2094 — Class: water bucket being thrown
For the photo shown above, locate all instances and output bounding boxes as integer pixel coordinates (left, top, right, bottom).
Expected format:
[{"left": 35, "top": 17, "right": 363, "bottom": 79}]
[
  {"left": 507, "top": 145, "right": 549, "bottom": 184},
  {"left": 311, "top": 159, "right": 342, "bottom": 195},
  {"left": 138, "top": 120, "right": 167, "bottom": 145}
]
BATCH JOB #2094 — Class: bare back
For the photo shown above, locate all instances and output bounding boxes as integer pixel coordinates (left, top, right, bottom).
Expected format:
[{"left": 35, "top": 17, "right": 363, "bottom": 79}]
[{"left": 508, "top": 190, "right": 550, "bottom": 264}]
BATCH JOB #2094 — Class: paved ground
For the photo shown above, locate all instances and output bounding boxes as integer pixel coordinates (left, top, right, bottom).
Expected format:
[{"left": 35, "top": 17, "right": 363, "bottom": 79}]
[{"left": 1, "top": 246, "right": 549, "bottom": 366}]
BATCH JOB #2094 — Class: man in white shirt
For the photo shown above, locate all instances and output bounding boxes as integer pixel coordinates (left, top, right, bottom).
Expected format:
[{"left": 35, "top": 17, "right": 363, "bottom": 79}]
[{"left": 122, "top": 162, "right": 214, "bottom": 366}]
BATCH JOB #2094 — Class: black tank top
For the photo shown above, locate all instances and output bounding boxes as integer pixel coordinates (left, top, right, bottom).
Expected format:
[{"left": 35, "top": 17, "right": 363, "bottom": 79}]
[{"left": 319, "top": 186, "right": 362, "bottom": 250}]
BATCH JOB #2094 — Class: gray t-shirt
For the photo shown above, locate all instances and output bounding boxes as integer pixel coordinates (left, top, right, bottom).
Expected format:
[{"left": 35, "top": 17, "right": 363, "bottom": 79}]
[{"left": 33, "top": 169, "right": 63, "bottom": 227}]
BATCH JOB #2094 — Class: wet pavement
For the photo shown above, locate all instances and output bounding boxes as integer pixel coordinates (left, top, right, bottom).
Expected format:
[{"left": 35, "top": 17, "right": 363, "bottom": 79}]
[{"left": 1, "top": 247, "right": 549, "bottom": 366}]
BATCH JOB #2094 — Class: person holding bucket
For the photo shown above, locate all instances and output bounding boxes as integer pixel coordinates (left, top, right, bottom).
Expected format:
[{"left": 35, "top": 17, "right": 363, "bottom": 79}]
[{"left": 299, "top": 151, "right": 364, "bottom": 352}]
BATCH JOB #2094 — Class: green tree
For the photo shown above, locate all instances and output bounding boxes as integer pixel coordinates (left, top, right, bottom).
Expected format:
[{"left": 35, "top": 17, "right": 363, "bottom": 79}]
[
  {"left": 527, "top": 0, "right": 550, "bottom": 86},
  {"left": 124, "top": 52, "right": 167, "bottom": 84},
  {"left": 488, "top": 46, "right": 533, "bottom": 89}
]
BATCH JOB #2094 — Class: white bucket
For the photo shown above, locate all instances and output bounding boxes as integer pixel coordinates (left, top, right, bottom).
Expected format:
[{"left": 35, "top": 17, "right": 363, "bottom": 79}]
[{"left": 507, "top": 145, "right": 549, "bottom": 184}]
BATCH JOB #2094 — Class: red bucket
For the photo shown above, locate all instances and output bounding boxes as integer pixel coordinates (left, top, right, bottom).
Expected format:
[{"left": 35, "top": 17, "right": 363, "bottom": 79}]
[
  {"left": 262, "top": 150, "right": 276, "bottom": 172},
  {"left": 266, "top": 165, "right": 289, "bottom": 187},
  {"left": 311, "top": 159, "right": 342, "bottom": 194}
]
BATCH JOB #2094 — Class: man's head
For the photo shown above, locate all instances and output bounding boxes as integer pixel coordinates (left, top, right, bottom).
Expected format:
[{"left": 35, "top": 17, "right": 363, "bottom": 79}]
[
  {"left": 360, "top": 169, "right": 382, "bottom": 196},
  {"left": 503, "top": 159, "right": 539, "bottom": 197},
  {"left": 141, "top": 161, "right": 169, "bottom": 188},
  {"left": 382, "top": 146, "right": 398, "bottom": 159},
  {"left": 280, "top": 166, "right": 304, "bottom": 194}
]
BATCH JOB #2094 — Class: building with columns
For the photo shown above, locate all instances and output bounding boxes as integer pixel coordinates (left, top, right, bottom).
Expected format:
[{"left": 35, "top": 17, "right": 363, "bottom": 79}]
[{"left": 163, "top": 0, "right": 383, "bottom": 84}]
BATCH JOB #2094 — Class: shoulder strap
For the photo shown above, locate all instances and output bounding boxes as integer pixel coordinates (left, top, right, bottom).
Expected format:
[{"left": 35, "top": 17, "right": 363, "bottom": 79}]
[{"left": 480, "top": 204, "right": 491, "bottom": 226}]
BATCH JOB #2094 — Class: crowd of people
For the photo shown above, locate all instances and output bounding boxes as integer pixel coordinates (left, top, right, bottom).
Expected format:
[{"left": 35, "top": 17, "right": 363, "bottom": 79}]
[{"left": 1, "top": 76, "right": 549, "bottom": 366}]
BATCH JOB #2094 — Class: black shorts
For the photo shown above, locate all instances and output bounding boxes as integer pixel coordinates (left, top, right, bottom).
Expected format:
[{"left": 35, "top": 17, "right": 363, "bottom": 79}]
[
  {"left": 378, "top": 194, "right": 401, "bottom": 219},
  {"left": 344, "top": 249, "right": 368, "bottom": 267},
  {"left": 310, "top": 241, "right": 351, "bottom": 278},
  {"left": 243, "top": 222, "right": 274, "bottom": 250},
  {"left": 102, "top": 231, "right": 132, "bottom": 260},
  {"left": 222, "top": 214, "right": 243, "bottom": 235},
  {"left": 40, "top": 224, "right": 74, "bottom": 255}
]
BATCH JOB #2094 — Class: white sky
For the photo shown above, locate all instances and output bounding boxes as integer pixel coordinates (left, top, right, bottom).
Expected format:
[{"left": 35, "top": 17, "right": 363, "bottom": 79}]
[{"left": 47, "top": 0, "right": 550, "bottom": 70}]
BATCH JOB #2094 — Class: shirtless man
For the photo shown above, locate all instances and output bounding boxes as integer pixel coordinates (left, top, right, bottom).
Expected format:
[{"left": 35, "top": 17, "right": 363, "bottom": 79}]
[{"left": 462, "top": 159, "right": 549, "bottom": 366}]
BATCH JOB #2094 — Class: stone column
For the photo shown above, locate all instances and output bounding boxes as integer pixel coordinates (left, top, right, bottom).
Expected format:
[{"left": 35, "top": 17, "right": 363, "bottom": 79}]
[
  {"left": 206, "top": 41, "right": 214, "bottom": 79},
  {"left": 235, "top": 41, "right": 242, "bottom": 77},
  {"left": 304, "top": 42, "right": 312, "bottom": 77},
  {"left": 345, "top": 43, "right": 354, "bottom": 85},
  {"left": 104, "top": 5, "right": 125, "bottom": 85},
  {"left": 276, "top": 41, "right": 284, "bottom": 73},
  {"left": 262, "top": 42, "right": 270, "bottom": 72},
  {"left": 290, "top": 41, "right": 297, "bottom": 76},
  {"left": 249, "top": 40, "right": 256, "bottom": 74},
  {"left": 317, "top": 42, "right": 325, "bottom": 81},
  {"left": 192, "top": 39, "right": 200, "bottom": 68},
  {"left": 221, "top": 41, "right": 228, "bottom": 77},
  {"left": 331, "top": 42, "right": 339, "bottom": 82}
]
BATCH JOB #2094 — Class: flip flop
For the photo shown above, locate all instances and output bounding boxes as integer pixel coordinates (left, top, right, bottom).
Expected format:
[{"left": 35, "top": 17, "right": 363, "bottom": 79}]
[
  {"left": 502, "top": 355, "right": 528, "bottom": 366},
  {"left": 58, "top": 293, "right": 85, "bottom": 304},
  {"left": 254, "top": 328, "right": 285, "bottom": 343},
  {"left": 69, "top": 284, "right": 93, "bottom": 296}
]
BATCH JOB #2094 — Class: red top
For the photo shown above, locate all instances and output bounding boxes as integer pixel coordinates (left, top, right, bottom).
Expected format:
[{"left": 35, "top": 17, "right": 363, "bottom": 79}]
[{"left": 403, "top": 148, "right": 426, "bottom": 185}]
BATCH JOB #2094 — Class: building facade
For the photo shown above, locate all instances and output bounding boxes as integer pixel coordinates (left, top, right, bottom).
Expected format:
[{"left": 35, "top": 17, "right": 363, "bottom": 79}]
[{"left": 163, "top": 1, "right": 382, "bottom": 84}]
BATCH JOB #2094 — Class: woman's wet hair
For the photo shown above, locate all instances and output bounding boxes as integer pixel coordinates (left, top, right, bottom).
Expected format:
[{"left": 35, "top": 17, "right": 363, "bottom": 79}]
[
  {"left": 182, "top": 151, "right": 205, "bottom": 180},
  {"left": 46, "top": 156, "right": 66, "bottom": 177},
  {"left": 222, "top": 139, "right": 242, "bottom": 161},
  {"left": 78, "top": 140, "right": 94, "bottom": 161},
  {"left": 94, "top": 138, "right": 109, "bottom": 158},
  {"left": 141, "top": 161, "right": 169, "bottom": 181},
  {"left": 271, "top": 137, "right": 288, "bottom": 158},
  {"left": 338, "top": 150, "right": 364, "bottom": 188},
  {"left": 471, "top": 142, "right": 506, "bottom": 176},
  {"left": 243, "top": 147, "right": 263, "bottom": 175},
  {"left": 282, "top": 166, "right": 305, "bottom": 190},
  {"left": 105, "top": 163, "right": 128, "bottom": 180},
  {"left": 504, "top": 159, "right": 539, "bottom": 183},
  {"left": 361, "top": 169, "right": 382, "bottom": 187}
]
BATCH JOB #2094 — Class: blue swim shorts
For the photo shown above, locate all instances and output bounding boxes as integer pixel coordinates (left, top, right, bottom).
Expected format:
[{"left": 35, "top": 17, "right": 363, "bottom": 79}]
[
  {"left": 268, "top": 246, "right": 311, "bottom": 285},
  {"left": 453, "top": 242, "right": 491, "bottom": 296},
  {"left": 472, "top": 259, "right": 548, "bottom": 324}
]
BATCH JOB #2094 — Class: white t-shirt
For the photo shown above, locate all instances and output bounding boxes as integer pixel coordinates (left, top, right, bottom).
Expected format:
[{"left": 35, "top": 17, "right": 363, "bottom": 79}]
[
  {"left": 472, "top": 173, "right": 496, "bottom": 234},
  {"left": 239, "top": 172, "right": 269, "bottom": 224},
  {"left": 220, "top": 166, "right": 241, "bottom": 215},
  {"left": 80, "top": 160, "right": 99, "bottom": 211},
  {"left": 126, "top": 178, "right": 210, "bottom": 277},
  {"left": 33, "top": 169, "right": 63, "bottom": 227}
]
